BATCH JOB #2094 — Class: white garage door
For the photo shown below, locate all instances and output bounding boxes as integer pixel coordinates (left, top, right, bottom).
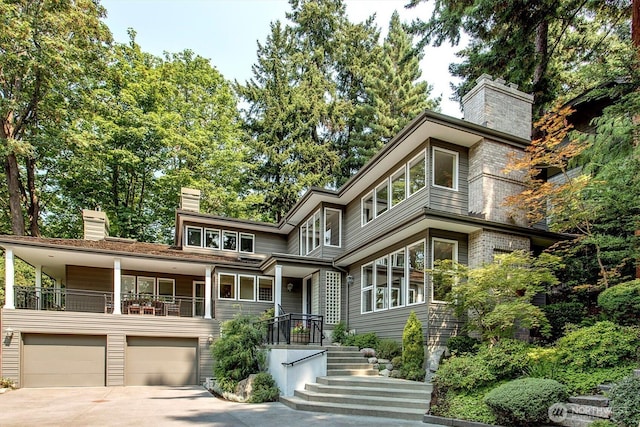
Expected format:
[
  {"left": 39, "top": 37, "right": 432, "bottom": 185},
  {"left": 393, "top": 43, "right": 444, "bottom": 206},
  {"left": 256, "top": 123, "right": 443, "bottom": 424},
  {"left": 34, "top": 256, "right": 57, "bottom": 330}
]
[
  {"left": 22, "top": 334, "right": 106, "bottom": 387},
  {"left": 125, "top": 336, "right": 198, "bottom": 386}
]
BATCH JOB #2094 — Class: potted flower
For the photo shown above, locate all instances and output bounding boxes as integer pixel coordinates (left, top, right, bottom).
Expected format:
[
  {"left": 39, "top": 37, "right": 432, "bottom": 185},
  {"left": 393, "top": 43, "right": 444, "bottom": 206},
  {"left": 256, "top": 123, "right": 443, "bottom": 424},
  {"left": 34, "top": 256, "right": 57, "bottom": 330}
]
[{"left": 291, "top": 321, "right": 310, "bottom": 344}]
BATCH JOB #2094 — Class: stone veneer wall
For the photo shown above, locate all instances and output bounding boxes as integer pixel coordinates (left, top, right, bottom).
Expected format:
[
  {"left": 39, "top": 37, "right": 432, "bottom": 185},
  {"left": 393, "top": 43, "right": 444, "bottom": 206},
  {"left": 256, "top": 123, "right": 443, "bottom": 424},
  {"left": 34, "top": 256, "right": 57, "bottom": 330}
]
[{"left": 468, "top": 230, "right": 531, "bottom": 268}]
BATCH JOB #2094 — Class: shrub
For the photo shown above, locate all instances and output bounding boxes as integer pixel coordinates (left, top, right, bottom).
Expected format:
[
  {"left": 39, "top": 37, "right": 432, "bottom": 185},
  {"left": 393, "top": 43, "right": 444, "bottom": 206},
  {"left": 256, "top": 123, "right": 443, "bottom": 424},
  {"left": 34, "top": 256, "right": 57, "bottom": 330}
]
[
  {"left": 541, "top": 302, "right": 587, "bottom": 342},
  {"left": 376, "top": 339, "right": 401, "bottom": 360},
  {"left": 555, "top": 364, "right": 635, "bottom": 395},
  {"left": 598, "top": 280, "right": 640, "bottom": 325},
  {"left": 248, "top": 372, "right": 280, "bottom": 403},
  {"left": 391, "top": 356, "right": 403, "bottom": 371},
  {"left": 331, "top": 321, "right": 348, "bottom": 344},
  {"left": 476, "top": 339, "right": 532, "bottom": 380},
  {"left": 484, "top": 378, "right": 568, "bottom": 426},
  {"left": 588, "top": 421, "right": 617, "bottom": 427},
  {"left": 344, "top": 332, "right": 379, "bottom": 349},
  {"left": 402, "top": 311, "right": 425, "bottom": 381},
  {"left": 435, "top": 355, "right": 496, "bottom": 391},
  {"left": 555, "top": 321, "right": 640, "bottom": 369},
  {"left": 433, "top": 388, "right": 497, "bottom": 425},
  {"left": 446, "top": 335, "right": 480, "bottom": 355},
  {"left": 211, "top": 314, "right": 266, "bottom": 392},
  {"left": 0, "top": 378, "right": 15, "bottom": 389},
  {"left": 609, "top": 375, "right": 640, "bottom": 427}
]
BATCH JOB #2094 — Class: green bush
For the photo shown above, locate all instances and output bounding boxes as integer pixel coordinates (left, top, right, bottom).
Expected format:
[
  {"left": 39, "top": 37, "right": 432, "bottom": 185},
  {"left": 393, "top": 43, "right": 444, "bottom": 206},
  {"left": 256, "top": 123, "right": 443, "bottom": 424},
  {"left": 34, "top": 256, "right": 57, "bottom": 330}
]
[
  {"left": 435, "top": 355, "right": 496, "bottom": 391},
  {"left": 433, "top": 388, "right": 497, "bottom": 425},
  {"left": 331, "top": 321, "right": 348, "bottom": 344},
  {"left": 475, "top": 339, "right": 532, "bottom": 380},
  {"left": 248, "top": 372, "right": 280, "bottom": 403},
  {"left": 402, "top": 311, "right": 425, "bottom": 381},
  {"left": 588, "top": 421, "right": 616, "bottom": 427},
  {"left": 391, "top": 355, "right": 403, "bottom": 371},
  {"left": 446, "top": 335, "right": 480, "bottom": 355},
  {"left": 609, "top": 375, "right": 640, "bottom": 427},
  {"left": 376, "top": 339, "right": 401, "bottom": 360},
  {"left": 555, "top": 364, "right": 636, "bottom": 395},
  {"left": 211, "top": 314, "right": 266, "bottom": 392},
  {"left": 343, "top": 332, "right": 379, "bottom": 349},
  {"left": 598, "top": 280, "right": 640, "bottom": 326},
  {"left": 555, "top": 321, "right": 640, "bottom": 369},
  {"left": 484, "top": 378, "right": 568, "bottom": 426},
  {"left": 541, "top": 302, "right": 587, "bottom": 342}
]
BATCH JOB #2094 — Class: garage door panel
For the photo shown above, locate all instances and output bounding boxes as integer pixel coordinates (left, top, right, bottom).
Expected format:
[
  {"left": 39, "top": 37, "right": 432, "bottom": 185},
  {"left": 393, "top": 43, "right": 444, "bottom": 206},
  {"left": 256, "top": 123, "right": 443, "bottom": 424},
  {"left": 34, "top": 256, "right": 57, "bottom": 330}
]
[
  {"left": 23, "top": 334, "right": 106, "bottom": 387},
  {"left": 126, "top": 337, "right": 197, "bottom": 386}
]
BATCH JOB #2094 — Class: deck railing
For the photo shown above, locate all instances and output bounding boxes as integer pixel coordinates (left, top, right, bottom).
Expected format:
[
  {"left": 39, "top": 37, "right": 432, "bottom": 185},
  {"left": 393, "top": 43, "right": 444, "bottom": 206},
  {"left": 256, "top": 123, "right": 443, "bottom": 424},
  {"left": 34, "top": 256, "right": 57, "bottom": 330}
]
[
  {"left": 13, "top": 286, "right": 209, "bottom": 318},
  {"left": 261, "top": 313, "right": 324, "bottom": 346}
]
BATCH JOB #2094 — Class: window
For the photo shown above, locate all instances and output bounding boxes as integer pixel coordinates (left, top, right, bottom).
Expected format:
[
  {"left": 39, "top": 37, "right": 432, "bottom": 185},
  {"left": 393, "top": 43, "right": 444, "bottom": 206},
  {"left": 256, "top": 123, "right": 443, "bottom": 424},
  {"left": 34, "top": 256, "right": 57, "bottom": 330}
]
[
  {"left": 313, "top": 211, "right": 321, "bottom": 249},
  {"left": 258, "top": 277, "right": 273, "bottom": 302},
  {"left": 137, "top": 277, "right": 155, "bottom": 295},
  {"left": 375, "top": 257, "right": 389, "bottom": 310},
  {"left": 238, "top": 275, "right": 255, "bottom": 301},
  {"left": 375, "top": 181, "right": 389, "bottom": 217},
  {"left": 324, "top": 208, "right": 342, "bottom": 247},
  {"left": 157, "top": 278, "right": 175, "bottom": 298},
  {"left": 431, "top": 238, "right": 458, "bottom": 302},
  {"left": 408, "top": 151, "right": 426, "bottom": 196},
  {"left": 408, "top": 241, "right": 426, "bottom": 305},
  {"left": 390, "top": 248, "right": 405, "bottom": 308},
  {"left": 391, "top": 167, "right": 406, "bottom": 207},
  {"left": 362, "top": 192, "right": 374, "bottom": 225},
  {"left": 300, "top": 209, "right": 321, "bottom": 254},
  {"left": 239, "top": 233, "right": 255, "bottom": 253},
  {"left": 222, "top": 231, "right": 237, "bottom": 251},
  {"left": 300, "top": 223, "right": 307, "bottom": 255},
  {"left": 122, "top": 275, "right": 136, "bottom": 294},
  {"left": 433, "top": 147, "right": 458, "bottom": 190},
  {"left": 205, "top": 229, "right": 220, "bottom": 249},
  {"left": 185, "top": 226, "right": 203, "bottom": 247},
  {"left": 361, "top": 263, "right": 374, "bottom": 313},
  {"left": 219, "top": 274, "right": 236, "bottom": 299}
]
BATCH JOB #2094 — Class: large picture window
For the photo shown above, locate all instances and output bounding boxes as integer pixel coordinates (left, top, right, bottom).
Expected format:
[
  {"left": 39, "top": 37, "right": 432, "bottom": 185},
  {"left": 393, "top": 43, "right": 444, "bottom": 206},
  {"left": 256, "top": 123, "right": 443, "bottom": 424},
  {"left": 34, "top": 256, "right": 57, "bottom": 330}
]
[
  {"left": 433, "top": 147, "right": 458, "bottom": 190},
  {"left": 431, "top": 238, "right": 458, "bottom": 302},
  {"left": 324, "top": 208, "right": 342, "bottom": 247},
  {"left": 408, "top": 151, "right": 426, "bottom": 196}
]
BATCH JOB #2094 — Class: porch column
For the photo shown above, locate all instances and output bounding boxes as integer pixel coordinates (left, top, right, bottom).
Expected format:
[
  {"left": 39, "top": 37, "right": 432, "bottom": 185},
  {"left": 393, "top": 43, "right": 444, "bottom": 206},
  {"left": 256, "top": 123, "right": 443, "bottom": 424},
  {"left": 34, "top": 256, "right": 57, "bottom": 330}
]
[
  {"left": 4, "top": 248, "right": 15, "bottom": 309},
  {"left": 204, "top": 266, "right": 212, "bottom": 319},
  {"left": 35, "top": 265, "right": 42, "bottom": 310},
  {"left": 113, "top": 258, "right": 122, "bottom": 315},
  {"left": 274, "top": 264, "right": 282, "bottom": 314},
  {"left": 54, "top": 277, "right": 62, "bottom": 307}
]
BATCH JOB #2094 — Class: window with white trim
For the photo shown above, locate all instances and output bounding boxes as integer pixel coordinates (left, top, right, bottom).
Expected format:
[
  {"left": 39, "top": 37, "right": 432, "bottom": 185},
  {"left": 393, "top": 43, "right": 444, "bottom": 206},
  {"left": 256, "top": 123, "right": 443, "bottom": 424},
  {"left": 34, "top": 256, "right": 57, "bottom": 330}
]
[
  {"left": 433, "top": 147, "right": 459, "bottom": 190},
  {"left": 185, "top": 226, "right": 203, "bottom": 247},
  {"left": 157, "top": 278, "right": 175, "bottom": 298},
  {"left": 324, "top": 208, "right": 341, "bottom": 247},
  {"left": 205, "top": 229, "right": 220, "bottom": 249},
  {"left": 238, "top": 275, "right": 255, "bottom": 301},
  {"left": 361, "top": 192, "right": 374, "bottom": 226},
  {"left": 300, "top": 223, "right": 307, "bottom": 255},
  {"left": 361, "top": 263, "right": 374, "bottom": 313},
  {"left": 390, "top": 248, "right": 405, "bottom": 308},
  {"left": 375, "top": 257, "right": 389, "bottom": 310},
  {"left": 219, "top": 273, "right": 236, "bottom": 299},
  {"left": 222, "top": 231, "right": 237, "bottom": 251},
  {"left": 258, "top": 277, "right": 273, "bottom": 302},
  {"left": 137, "top": 276, "right": 155, "bottom": 295},
  {"left": 239, "top": 233, "right": 255, "bottom": 253},
  {"left": 431, "top": 238, "right": 458, "bottom": 302},
  {"left": 408, "top": 150, "right": 426, "bottom": 196},
  {"left": 300, "top": 209, "right": 321, "bottom": 255},
  {"left": 375, "top": 181, "right": 389, "bottom": 217},
  {"left": 391, "top": 166, "right": 406, "bottom": 208},
  {"left": 122, "top": 275, "right": 136, "bottom": 294},
  {"left": 408, "top": 240, "right": 426, "bottom": 305}
]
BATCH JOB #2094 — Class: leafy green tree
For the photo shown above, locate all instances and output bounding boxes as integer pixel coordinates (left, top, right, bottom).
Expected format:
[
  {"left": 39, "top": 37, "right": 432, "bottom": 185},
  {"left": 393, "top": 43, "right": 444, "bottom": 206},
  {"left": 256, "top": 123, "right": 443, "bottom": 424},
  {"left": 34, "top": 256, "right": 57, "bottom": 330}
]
[{"left": 0, "top": 0, "right": 111, "bottom": 236}]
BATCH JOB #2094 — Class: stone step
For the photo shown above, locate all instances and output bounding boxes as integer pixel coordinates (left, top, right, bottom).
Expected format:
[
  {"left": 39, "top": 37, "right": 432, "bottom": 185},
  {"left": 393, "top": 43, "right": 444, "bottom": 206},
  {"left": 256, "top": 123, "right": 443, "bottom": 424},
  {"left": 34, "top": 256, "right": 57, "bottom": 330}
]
[
  {"left": 556, "top": 413, "right": 593, "bottom": 427},
  {"left": 325, "top": 346, "right": 360, "bottom": 352},
  {"left": 279, "top": 396, "right": 426, "bottom": 421},
  {"left": 316, "top": 375, "right": 432, "bottom": 392},
  {"left": 568, "top": 395, "right": 609, "bottom": 407},
  {"left": 326, "top": 356, "right": 366, "bottom": 364},
  {"left": 327, "top": 368, "right": 379, "bottom": 376},
  {"left": 597, "top": 383, "right": 613, "bottom": 392},
  {"left": 327, "top": 362, "right": 372, "bottom": 370},
  {"left": 567, "top": 403, "right": 611, "bottom": 419},
  {"left": 305, "top": 382, "right": 432, "bottom": 400},
  {"left": 294, "top": 389, "right": 430, "bottom": 410}
]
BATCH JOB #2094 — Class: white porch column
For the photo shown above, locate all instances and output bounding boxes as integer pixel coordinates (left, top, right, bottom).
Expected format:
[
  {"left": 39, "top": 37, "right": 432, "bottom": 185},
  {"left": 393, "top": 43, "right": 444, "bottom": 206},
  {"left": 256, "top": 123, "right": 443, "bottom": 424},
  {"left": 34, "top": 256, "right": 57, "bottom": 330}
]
[
  {"left": 113, "top": 258, "right": 122, "bottom": 315},
  {"left": 35, "top": 265, "right": 42, "bottom": 310},
  {"left": 274, "top": 264, "right": 282, "bottom": 314},
  {"left": 4, "top": 248, "right": 15, "bottom": 309},
  {"left": 204, "top": 266, "right": 212, "bottom": 319},
  {"left": 54, "top": 277, "right": 62, "bottom": 307}
]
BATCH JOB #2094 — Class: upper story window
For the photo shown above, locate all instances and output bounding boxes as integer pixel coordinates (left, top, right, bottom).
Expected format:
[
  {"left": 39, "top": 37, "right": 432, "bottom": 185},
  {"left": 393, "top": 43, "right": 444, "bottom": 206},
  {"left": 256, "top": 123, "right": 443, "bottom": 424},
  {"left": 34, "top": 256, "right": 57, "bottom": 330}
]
[
  {"left": 185, "top": 226, "right": 254, "bottom": 254},
  {"left": 324, "top": 208, "right": 342, "bottom": 247},
  {"left": 361, "top": 192, "right": 374, "bottom": 226},
  {"left": 433, "top": 147, "right": 459, "bottom": 190},
  {"left": 300, "top": 209, "right": 321, "bottom": 255},
  {"left": 391, "top": 166, "right": 406, "bottom": 207},
  {"left": 408, "top": 151, "right": 426, "bottom": 196},
  {"left": 375, "top": 181, "right": 389, "bottom": 217},
  {"left": 431, "top": 237, "right": 458, "bottom": 302}
]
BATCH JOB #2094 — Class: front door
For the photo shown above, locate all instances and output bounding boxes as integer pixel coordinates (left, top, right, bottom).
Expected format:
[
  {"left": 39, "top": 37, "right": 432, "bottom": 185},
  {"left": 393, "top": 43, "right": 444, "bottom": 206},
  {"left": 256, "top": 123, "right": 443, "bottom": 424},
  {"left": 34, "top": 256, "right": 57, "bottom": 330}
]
[{"left": 193, "top": 281, "right": 205, "bottom": 317}]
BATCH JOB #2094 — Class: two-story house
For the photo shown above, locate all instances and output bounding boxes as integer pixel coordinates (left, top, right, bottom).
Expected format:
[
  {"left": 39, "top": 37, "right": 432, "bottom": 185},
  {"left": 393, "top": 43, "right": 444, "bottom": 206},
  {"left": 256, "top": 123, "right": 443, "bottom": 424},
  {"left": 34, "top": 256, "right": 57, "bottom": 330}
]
[{"left": 1, "top": 75, "right": 563, "bottom": 388}]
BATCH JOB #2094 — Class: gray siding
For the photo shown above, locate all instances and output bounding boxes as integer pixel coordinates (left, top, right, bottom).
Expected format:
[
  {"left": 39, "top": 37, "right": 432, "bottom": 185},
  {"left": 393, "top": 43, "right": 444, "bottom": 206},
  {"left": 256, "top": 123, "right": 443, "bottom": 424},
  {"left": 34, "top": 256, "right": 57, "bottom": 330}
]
[
  {"left": 286, "top": 230, "right": 299, "bottom": 255},
  {"left": 429, "top": 139, "right": 469, "bottom": 215},
  {"left": 1, "top": 309, "right": 218, "bottom": 388}
]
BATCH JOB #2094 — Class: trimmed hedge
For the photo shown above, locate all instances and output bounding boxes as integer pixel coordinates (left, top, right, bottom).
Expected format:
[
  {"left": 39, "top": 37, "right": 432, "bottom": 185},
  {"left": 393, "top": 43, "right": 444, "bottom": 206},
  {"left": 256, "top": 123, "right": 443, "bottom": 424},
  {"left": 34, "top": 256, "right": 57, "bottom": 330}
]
[{"left": 484, "top": 378, "right": 568, "bottom": 426}]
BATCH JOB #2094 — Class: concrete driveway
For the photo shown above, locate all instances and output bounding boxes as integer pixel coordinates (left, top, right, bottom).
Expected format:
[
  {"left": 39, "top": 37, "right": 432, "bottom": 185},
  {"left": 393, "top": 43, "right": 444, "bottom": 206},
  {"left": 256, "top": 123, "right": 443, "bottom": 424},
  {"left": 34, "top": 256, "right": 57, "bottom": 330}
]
[{"left": 0, "top": 386, "right": 427, "bottom": 426}]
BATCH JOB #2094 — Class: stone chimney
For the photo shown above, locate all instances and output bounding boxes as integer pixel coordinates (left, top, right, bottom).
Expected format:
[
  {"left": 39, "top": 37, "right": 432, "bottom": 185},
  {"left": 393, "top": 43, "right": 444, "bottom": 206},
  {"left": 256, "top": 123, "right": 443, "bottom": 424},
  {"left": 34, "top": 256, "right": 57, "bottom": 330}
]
[
  {"left": 180, "top": 188, "right": 201, "bottom": 212},
  {"left": 82, "top": 209, "right": 109, "bottom": 241},
  {"left": 462, "top": 74, "right": 534, "bottom": 140}
]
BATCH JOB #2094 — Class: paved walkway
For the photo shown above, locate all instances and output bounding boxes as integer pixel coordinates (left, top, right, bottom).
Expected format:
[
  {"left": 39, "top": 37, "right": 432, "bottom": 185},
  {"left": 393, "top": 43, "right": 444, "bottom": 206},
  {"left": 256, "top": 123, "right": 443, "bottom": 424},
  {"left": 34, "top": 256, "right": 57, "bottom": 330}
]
[{"left": 0, "top": 386, "right": 427, "bottom": 426}]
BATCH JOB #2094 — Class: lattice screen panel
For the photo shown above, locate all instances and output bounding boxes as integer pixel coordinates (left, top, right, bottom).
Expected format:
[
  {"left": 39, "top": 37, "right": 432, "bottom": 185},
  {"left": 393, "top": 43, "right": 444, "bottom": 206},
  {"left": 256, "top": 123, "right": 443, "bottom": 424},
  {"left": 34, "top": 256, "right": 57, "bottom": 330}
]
[{"left": 325, "top": 271, "right": 341, "bottom": 325}]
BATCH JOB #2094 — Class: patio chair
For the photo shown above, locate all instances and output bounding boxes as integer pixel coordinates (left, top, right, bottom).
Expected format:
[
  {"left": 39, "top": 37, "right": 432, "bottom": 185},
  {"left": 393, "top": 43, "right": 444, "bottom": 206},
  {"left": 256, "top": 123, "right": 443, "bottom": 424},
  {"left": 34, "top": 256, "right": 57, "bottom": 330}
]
[{"left": 165, "top": 300, "right": 181, "bottom": 317}]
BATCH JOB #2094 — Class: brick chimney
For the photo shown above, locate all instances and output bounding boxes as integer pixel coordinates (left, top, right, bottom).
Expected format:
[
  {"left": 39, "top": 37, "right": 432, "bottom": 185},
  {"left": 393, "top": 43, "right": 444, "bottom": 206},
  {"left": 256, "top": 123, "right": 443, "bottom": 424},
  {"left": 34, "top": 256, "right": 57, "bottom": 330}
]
[
  {"left": 462, "top": 74, "right": 534, "bottom": 140},
  {"left": 180, "top": 188, "right": 201, "bottom": 212},
  {"left": 82, "top": 209, "right": 109, "bottom": 241}
]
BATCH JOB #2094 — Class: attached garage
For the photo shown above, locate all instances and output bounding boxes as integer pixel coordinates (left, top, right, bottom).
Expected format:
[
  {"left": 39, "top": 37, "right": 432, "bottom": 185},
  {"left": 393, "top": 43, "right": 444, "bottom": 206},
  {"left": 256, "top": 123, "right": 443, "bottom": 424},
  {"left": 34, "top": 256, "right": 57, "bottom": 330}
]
[
  {"left": 125, "top": 336, "right": 198, "bottom": 386},
  {"left": 22, "top": 334, "right": 106, "bottom": 387}
]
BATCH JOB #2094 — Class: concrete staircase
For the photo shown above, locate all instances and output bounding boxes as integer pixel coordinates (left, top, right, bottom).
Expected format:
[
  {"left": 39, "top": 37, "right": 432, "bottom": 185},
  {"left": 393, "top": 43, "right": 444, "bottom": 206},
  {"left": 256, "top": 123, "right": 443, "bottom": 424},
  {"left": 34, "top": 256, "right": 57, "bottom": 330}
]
[{"left": 280, "top": 346, "right": 432, "bottom": 421}]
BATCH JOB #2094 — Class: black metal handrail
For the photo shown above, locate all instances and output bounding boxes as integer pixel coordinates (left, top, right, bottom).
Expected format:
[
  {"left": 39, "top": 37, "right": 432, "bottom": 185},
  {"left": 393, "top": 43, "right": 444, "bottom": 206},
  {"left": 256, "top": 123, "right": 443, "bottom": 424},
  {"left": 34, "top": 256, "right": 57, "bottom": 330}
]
[
  {"left": 261, "top": 312, "right": 324, "bottom": 346},
  {"left": 282, "top": 349, "right": 327, "bottom": 367}
]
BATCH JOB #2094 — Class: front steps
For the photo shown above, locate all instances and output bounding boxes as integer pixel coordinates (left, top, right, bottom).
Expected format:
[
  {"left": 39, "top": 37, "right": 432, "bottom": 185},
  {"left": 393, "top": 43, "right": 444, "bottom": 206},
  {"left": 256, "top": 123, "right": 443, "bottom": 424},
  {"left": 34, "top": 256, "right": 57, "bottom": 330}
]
[{"left": 280, "top": 346, "right": 432, "bottom": 421}]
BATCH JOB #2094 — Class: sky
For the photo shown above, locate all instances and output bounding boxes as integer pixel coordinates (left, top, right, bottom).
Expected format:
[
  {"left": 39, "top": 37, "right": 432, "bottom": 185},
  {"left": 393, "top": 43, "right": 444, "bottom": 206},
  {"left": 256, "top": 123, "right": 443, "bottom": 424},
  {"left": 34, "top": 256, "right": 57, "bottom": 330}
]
[{"left": 101, "top": 0, "right": 463, "bottom": 117}]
